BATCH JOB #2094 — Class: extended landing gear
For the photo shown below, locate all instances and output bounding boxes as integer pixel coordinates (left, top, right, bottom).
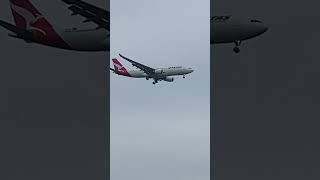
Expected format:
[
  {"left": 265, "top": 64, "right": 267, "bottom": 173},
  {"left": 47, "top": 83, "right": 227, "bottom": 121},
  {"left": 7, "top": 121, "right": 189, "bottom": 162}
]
[
  {"left": 233, "top": 40, "right": 241, "bottom": 53},
  {"left": 183, "top": 75, "right": 186, "bottom": 78},
  {"left": 146, "top": 77, "right": 149, "bottom": 80},
  {"left": 233, "top": 47, "right": 240, "bottom": 53},
  {"left": 152, "top": 80, "right": 158, "bottom": 85}
]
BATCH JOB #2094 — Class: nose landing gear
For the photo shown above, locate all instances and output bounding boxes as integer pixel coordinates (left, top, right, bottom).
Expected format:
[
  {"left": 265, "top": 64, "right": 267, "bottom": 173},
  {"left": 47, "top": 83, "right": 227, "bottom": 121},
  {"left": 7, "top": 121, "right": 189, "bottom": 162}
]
[
  {"left": 233, "top": 47, "right": 240, "bottom": 53},
  {"left": 233, "top": 40, "right": 241, "bottom": 53}
]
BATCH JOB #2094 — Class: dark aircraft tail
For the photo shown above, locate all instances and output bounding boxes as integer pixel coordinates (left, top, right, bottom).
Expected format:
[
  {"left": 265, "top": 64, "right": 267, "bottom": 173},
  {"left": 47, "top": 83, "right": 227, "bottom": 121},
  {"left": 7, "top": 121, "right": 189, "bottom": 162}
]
[{"left": 9, "top": 0, "right": 53, "bottom": 30}]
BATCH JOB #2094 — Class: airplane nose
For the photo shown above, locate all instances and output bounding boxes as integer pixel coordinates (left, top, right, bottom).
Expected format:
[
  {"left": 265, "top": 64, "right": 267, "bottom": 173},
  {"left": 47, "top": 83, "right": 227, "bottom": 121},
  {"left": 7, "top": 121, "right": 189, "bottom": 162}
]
[
  {"left": 253, "top": 24, "right": 269, "bottom": 37},
  {"left": 261, "top": 25, "right": 269, "bottom": 33}
]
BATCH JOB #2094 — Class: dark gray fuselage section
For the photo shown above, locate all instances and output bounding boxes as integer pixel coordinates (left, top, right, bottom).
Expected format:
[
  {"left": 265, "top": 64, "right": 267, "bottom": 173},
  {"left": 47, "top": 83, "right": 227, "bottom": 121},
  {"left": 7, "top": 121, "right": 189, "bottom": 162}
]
[{"left": 211, "top": 16, "right": 268, "bottom": 44}]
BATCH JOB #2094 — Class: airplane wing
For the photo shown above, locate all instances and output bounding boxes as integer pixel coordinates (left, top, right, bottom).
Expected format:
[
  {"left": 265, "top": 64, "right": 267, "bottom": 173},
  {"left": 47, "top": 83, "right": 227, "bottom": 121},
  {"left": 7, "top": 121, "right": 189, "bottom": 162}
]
[
  {"left": 119, "top": 54, "right": 155, "bottom": 76},
  {"left": 61, "top": 0, "right": 109, "bottom": 30}
]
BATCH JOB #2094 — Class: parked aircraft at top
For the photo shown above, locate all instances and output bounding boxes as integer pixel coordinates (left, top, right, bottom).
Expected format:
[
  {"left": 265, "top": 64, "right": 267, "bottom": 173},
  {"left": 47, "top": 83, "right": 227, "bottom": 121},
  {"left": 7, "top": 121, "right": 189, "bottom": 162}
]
[
  {"left": 0, "top": 0, "right": 109, "bottom": 51},
  {"left": 211, "top": 15, "right": 268, "bottom": 53}
]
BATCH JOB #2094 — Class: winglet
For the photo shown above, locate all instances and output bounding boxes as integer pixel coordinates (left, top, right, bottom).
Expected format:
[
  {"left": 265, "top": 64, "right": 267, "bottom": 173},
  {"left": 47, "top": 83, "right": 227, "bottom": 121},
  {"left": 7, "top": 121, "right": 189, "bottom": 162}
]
[{"left": 118, "top": 53, "right": 133, "bottom": 63}]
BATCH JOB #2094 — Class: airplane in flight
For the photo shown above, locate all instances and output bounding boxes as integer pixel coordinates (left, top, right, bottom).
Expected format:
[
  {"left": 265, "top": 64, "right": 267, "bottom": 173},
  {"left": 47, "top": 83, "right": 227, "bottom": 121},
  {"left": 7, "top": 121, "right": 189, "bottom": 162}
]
[
  {"left": 110, "top": 54, "right": 194, "bottom": 84},
  {"left": 211, "top": 15, "right": 268, "bottom": 53},
  {"left": 0, "top": 0, "right": 109, "bottom": 51}
]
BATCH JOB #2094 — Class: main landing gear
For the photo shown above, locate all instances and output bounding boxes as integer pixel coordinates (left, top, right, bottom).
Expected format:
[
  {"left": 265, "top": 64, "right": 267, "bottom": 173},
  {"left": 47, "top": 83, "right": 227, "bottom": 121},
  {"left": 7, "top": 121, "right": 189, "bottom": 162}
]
[
  {"left": 152, "top": 80, "right": 158, "bottom": 85},
  {"left": 233, "top": 40, "right": 241, "bottom": 53},
  {"left": 183, "top": 75, "right": 186, "bottom": 78}
]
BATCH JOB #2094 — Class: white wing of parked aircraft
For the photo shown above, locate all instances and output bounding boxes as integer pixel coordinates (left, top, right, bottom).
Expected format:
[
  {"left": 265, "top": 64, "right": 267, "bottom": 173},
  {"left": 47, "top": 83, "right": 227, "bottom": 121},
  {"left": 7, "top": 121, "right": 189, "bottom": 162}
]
[{"left": 61, "top": 0, "right": 109, "bottom": 30}]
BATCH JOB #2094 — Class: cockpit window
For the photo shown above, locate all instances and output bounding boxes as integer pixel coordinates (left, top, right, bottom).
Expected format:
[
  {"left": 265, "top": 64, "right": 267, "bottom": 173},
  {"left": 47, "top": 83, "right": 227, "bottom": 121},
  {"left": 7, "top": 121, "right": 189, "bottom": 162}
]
[{"left": 251, "top": 19, "right": 262, "bottom": 23}]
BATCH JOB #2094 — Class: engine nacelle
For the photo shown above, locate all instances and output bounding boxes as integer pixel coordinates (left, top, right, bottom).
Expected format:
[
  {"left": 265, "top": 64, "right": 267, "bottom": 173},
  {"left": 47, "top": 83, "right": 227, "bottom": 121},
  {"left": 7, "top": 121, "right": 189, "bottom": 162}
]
[
  {"left": 154, "top": 69, "right": 164, "bottom": 74},
  {"left": 164, "top": 77, "right": 174, "bottom": 82}
]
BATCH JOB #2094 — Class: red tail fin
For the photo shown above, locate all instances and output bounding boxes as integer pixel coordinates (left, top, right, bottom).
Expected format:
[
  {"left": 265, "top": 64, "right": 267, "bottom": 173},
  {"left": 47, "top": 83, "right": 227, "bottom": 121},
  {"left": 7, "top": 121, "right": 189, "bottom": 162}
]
[
  {"left": 9, "top": 0, "right": 71, "bottom": 49},
  {"left": 10, "top": 0, "right": 52, "bottom": 30},
  {"left": 112, "top": 58, "right": 130, "bottom": 76}
]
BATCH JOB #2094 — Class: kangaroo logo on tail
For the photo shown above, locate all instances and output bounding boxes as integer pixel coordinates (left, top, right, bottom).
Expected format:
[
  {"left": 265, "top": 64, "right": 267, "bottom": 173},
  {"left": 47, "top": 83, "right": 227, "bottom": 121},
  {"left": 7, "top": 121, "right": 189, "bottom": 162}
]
[
  {"left": 112, "top": 58, "right": 130, "bottom": 76},
  {"left": 8, "top": 0, "right": 71, "bottom": 49},
  {"left": 10, "top": 0, "right": 51, "bottom": 36}
]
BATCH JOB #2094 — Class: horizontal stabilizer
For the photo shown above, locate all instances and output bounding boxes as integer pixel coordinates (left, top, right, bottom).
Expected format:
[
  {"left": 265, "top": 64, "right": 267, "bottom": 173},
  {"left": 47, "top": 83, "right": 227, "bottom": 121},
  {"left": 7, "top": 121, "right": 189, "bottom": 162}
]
[
  {"left": 0, "top": 20, "right": 26, "bottom": 35},
  {"left": 0, "top": 20, "right": 33, "bottom": 40},
  {"left": 109, "top": 68, "right": 116, "bottom": 72}
]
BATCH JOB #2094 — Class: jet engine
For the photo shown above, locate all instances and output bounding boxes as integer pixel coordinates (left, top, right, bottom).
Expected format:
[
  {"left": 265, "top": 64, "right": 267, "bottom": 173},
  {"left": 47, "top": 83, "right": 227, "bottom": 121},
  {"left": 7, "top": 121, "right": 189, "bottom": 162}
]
[
  {"left": 164, "top": 77, "right": 174, "bottom": 82},
  {"left": 154, "top": 69, "right": 164, "bottom": 74}
]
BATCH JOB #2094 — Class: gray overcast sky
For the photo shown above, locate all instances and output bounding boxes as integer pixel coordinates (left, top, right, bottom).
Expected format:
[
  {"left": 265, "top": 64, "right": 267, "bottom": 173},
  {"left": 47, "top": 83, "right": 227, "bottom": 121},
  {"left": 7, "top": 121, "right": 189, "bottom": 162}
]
[
  {"left": 212, "top": 0, "right": 320, "bottom": 179},
  {"left": 111, "top": 0, "right": 209, "bottom": 180},
  {"left": 0, "top": 0, "right": 109, "bottom": 179}
]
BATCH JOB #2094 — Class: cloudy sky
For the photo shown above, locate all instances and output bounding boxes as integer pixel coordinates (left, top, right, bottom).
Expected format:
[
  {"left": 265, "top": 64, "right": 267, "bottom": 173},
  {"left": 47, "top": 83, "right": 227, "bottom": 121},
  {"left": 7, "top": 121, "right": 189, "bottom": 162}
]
[{"left": 110, "top": 0, "right": 210, "bottom": 180}]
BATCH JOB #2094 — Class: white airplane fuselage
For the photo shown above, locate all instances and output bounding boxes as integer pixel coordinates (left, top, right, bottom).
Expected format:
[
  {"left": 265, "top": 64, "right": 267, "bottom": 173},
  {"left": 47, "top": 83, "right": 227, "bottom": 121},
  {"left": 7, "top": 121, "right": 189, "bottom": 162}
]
[
  {"left": 211, "top": 16, "right": 268, "bottom": 44},
  {"left": 127, "top": 67, "right": 194, "bottom": 79},
  {"left": 27, "top": 27, "right": 109, "bottom": 51},
  {"left": 58, "top": 28, "right": 109, "bottom": 51},
  {"left": 111, "top": 55, "right": 193, "bottom": 84}
]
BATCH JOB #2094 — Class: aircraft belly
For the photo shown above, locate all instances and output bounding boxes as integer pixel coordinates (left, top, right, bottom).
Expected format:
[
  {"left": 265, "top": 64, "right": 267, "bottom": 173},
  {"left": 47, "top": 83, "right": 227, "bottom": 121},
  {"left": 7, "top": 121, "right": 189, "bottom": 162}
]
[
  {"left": 212, "top": 25, "right": 242, "bottom": 43},
  {"left": 211, "top": 23, "right": 265, "bottom": 43},
  {"left": 161, "top": 70, "right": 183, "bottom": 77},
  {"left": 60, "top": 30, "right": 108, "bottom": 51},
  {"left": 129, "top": 71, "right": 147, "bottom": 78}
]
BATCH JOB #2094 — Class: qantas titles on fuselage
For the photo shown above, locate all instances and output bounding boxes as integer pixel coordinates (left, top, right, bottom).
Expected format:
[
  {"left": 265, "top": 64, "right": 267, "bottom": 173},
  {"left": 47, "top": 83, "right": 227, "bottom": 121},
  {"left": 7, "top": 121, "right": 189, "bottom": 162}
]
[{"left": 211, "top": 15, "right": 268, "bottom": 53}]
